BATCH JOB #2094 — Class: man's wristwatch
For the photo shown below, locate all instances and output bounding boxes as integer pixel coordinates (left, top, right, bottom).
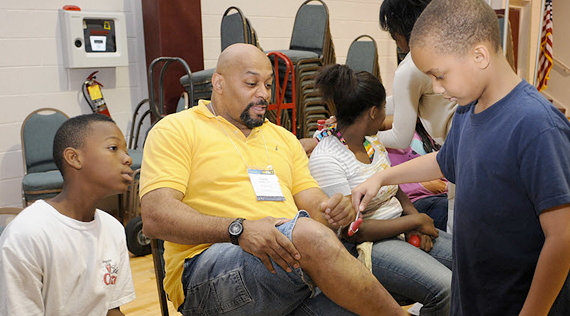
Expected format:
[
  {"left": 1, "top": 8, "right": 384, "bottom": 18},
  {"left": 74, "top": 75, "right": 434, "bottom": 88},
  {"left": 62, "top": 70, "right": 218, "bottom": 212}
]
[{"left": 228, "top": 218, "right": 245, "bottom": 245}]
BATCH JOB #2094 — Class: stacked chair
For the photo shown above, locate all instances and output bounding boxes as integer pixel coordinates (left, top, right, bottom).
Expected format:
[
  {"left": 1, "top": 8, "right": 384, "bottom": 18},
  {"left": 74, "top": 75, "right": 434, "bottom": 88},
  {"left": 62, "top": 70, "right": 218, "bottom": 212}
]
[
  {"left": 346, "top": 35, "right": 381, "bottom": 81},
  {"left": 180, "top": 6, "right": 261, "bottom": 106},
  {"left": 20, "top": 108, "right": 69, "bottom": 207},
  {"left": 267, "top": 0, "right": 336, "bottom": 138},
  {"left": 266, "top": 51, "right": 296, "bottom": 134}
]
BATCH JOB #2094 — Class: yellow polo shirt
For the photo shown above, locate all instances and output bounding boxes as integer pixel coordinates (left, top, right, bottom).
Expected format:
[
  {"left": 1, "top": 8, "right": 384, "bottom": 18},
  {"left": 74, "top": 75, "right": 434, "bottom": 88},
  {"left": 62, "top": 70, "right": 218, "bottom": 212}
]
[{"left": 140, "top": 100, "right": 319, "bottom": 309}]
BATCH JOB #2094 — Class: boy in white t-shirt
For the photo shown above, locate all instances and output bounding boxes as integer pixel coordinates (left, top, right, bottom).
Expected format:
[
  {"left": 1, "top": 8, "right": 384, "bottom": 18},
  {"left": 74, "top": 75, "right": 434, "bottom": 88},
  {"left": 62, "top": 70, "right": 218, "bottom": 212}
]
[{"left": 0, "top": 113, "right": 136, "bottom": 316}]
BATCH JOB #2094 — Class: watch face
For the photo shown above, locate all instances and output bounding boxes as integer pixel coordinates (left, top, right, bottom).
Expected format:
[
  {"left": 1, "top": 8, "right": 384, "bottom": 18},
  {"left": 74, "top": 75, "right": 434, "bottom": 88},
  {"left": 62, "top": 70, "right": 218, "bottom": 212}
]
[{"left": 229, "top": 222, "right": 243, "bottom": 235}]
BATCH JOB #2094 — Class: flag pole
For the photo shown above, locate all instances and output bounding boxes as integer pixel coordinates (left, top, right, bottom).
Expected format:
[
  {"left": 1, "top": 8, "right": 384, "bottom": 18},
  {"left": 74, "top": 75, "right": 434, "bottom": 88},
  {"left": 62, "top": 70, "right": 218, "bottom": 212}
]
[{"left": 534, "top": 0, "right": 547, "bottom": 86}]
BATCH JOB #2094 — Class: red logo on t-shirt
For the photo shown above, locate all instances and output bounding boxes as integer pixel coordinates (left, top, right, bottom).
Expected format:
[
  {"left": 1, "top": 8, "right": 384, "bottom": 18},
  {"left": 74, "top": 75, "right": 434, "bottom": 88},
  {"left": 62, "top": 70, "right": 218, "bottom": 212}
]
[{"left": 102, "top": 260, "right": 118, "bottom": 285}]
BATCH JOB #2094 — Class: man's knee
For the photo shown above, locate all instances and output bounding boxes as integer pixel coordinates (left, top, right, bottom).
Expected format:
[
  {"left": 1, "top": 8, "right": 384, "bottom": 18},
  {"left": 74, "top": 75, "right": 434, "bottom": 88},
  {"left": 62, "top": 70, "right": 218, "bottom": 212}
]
[{"left": 291, "top": 218, "right": 344, "bottom": 261}]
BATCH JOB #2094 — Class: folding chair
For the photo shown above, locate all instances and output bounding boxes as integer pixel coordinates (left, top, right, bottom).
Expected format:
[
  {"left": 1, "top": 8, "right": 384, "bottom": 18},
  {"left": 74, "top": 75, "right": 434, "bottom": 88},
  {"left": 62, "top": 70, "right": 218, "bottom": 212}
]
[
  {"left": 267, "top": 0, "right": 336, "bottom": 137},
  {"left": 346, "top": 35, "right": 381, "bottom": 81},
  {"left": 20, "top": 108, "right": 69, "bottom": 207},
  {"left": 180, "top": 6, "right": 262, "bottom": 106},
  {"left": 267, "top": 51, "right": 297, "bottom": 134}
]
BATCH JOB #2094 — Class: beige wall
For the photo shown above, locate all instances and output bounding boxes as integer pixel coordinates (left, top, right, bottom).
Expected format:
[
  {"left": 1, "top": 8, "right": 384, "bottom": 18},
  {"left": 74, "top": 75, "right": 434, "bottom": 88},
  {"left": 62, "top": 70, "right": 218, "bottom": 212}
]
[{"left": 0, "top": 1, "right": 148, "bottom": 208}]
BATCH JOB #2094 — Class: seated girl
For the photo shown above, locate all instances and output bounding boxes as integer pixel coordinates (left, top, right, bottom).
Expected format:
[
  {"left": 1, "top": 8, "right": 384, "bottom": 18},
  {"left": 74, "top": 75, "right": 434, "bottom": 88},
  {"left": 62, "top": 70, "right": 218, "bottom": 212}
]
[{"left": 308, "top": 64, "right": 452, "bottom": 316}]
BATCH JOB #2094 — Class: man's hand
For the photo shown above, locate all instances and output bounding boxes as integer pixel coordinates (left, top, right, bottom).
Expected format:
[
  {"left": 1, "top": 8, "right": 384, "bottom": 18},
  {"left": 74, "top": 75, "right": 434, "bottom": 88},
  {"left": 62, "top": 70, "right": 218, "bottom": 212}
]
[
  {"left": 351, "top": 172, "right": 383, "bottom": 213},
  {"left": 320, "top": 192, "right": 355, "bottom": 228},
  {"left": 238, "top": 217, "right": 301, "bottom": 273}
]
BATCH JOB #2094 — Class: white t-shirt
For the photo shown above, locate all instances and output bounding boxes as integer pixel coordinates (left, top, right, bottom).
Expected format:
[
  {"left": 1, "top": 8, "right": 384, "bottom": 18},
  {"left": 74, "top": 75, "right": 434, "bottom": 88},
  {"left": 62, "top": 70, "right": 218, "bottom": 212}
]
[
  {"left": 309, "top": 135, "right": 402, "bottom": 220},
  {"left": 0, "top": 200, "right": 135, "bottom": 316},
  {"left": 379, "top": 53, "right": 457, "bottom": 148}
]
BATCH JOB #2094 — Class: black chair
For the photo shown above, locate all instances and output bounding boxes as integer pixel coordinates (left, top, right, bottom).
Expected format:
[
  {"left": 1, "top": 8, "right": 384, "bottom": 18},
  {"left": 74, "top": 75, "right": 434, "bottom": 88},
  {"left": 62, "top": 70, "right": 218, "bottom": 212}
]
[
  {"left": 180, "top": 6, "right": 261, "bottom": 106},
  {"left": 267, "top": 0, "right": 336, "bottom": 137},
  {"left": 346, "top": 35, "right": 381, "bottom": 81}
]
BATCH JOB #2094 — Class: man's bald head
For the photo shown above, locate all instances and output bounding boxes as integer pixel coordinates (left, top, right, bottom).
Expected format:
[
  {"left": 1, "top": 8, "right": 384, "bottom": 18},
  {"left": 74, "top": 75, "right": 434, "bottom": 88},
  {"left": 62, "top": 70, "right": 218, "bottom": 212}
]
[
  {"left": 215, "top": 43, "right": 271, "bottom": 76},
  {"left": 209, "top": 43, "right": 274, "bottom": 133}
]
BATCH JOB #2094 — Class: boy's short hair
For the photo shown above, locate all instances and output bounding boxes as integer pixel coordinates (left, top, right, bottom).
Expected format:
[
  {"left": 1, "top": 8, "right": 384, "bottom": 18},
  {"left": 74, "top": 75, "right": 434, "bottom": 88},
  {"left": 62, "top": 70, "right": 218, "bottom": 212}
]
[
  {"left": 53, "top": 113, "right": 115, "bottom": 176},
  {"left": 410, "top": 0, "right": 501, "bottom": 56}
]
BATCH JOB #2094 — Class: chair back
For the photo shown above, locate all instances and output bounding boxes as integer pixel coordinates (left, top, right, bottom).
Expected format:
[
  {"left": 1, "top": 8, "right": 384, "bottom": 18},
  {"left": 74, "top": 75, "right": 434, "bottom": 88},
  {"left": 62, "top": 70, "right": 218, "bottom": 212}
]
[
  {"left": 290, "top": 0, "right": 328, "bottom": 56},
  {"left": 346, "top": 35, "right": 381, "bottom": 81},
  {"left": 0, "top": 207, "right": 23, "bottom": 236},
  {"left": 148, "top": 57, "right": 193, "bottom": 119},
  {"left": 245, "top": 17, "right": 262, "bottom": 50},
  {"left": 21, "top": 108, "right": 69, "bottom": 174},
  {"left": 221, "top": 7, "right": 249, "bottom": 51},
  {"left": 151, "top": 239, "right": 170, "bottom": 316}
]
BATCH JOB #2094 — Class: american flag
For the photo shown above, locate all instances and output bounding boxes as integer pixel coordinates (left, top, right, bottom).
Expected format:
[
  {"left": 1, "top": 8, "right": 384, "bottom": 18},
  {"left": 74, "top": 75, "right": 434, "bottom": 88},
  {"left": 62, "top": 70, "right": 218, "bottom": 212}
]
[{"left": 536, "top": 0, "right": 553, "bottom": 92}]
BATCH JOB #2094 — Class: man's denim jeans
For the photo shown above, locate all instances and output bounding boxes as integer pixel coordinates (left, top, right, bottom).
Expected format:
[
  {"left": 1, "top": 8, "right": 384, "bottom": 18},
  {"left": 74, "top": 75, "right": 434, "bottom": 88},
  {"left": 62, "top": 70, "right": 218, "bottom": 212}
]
[{"left": 179, "top": 211, "right": 355, "bottom": 316}]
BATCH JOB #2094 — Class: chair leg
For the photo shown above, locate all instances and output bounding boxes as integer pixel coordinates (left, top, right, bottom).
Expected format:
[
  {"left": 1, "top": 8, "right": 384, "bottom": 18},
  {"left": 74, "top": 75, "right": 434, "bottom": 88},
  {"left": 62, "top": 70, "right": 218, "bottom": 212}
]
[{"left": 151, "top": 239, "right": 170, "bottom": 316}]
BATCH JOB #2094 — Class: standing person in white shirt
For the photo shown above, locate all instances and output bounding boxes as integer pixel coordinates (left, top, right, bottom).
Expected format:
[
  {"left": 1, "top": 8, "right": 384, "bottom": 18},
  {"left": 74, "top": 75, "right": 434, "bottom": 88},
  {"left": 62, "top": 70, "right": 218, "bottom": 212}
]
[
  {"left": 0, "top": 114, "right": 136, "bottom": 316},
  {"left": 379, "top": 0, "right": 457, "bottom": 231}
]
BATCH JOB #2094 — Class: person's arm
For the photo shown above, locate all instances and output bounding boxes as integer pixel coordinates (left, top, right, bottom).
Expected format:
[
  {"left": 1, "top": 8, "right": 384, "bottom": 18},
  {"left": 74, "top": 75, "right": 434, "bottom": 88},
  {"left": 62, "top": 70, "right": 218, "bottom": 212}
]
[
  {"left": 293, "top": 188, "right": 354, "bottom": 230},
  {"left": 377, "top": 59, "right": 426, "bottom": 149},
  {"left": 299, "top": 138, "right": 318, "bottom": 157},
  {"left": 352, "top": 152, "right": 444, "bottom": 212},
  {"left": 343, "top": 189, "right": 438, "bottom": 248},
  {"left": 106, "top": 308, "right": 124, "bottom": 316},
  {"left": 141, "top": 188, "right": 301, "bottom": 273},
  {"left": 306, "top": 149, "right": 356, "bottom": 229},
  {"left": 518, "top": 204, "right": 570, "bottom": 316}
]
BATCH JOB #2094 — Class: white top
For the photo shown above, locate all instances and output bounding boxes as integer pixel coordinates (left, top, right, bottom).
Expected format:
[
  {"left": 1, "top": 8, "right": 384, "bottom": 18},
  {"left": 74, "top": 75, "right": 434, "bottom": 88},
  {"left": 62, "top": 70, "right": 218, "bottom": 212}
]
[
  {"left": 0, "top": 200, "right": 135, "bottom": 316},
  {"left": 379, "top": 53, "right": 457, "bottom": 148},
  {"left": 309, "top": 135, "right": 402, "bottom": 220}
]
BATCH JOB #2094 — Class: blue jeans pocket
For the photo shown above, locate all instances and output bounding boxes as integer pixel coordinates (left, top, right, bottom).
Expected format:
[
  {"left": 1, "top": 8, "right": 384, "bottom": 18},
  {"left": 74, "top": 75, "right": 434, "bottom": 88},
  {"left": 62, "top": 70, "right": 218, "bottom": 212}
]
[{"left": 182, "top": 268, "right": 253, "bottom": 316}]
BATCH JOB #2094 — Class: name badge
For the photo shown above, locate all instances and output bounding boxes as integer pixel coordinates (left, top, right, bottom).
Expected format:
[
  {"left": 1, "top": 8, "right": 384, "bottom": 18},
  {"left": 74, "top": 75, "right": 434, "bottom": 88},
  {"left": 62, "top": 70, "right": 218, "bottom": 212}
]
[{"left": 248, "top": 169, "right": 286, "bottom": 201}]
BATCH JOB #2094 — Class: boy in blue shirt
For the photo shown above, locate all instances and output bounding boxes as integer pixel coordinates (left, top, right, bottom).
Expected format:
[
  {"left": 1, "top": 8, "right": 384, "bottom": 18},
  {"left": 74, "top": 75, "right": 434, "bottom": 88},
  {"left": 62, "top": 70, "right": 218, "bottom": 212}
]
[{"left": 352, "top": 0, "right": 570, "bottom": 315}]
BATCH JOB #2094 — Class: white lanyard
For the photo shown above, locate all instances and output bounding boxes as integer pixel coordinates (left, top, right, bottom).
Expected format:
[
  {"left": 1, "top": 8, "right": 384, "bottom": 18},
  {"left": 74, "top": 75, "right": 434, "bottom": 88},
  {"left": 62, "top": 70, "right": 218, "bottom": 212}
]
[
  {"left": 209, "top": 103, "right": 272, "bottom": 170},
  {"left": 209, "top": 103, "right": 285, "bottom": 201}
]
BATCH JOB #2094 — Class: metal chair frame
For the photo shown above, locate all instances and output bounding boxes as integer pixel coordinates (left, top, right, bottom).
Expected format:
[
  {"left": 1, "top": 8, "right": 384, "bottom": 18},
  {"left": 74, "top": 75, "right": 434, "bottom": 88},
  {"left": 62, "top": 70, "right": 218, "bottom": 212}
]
[
  {"left": 267, "top": 51, "right": 297, "bottom": 135},
  {"left": 151, "top": 239, "right": 170, "bottom": 316},
  {"left": 148, "top": 57, "right": 194, "bottom": 119}
]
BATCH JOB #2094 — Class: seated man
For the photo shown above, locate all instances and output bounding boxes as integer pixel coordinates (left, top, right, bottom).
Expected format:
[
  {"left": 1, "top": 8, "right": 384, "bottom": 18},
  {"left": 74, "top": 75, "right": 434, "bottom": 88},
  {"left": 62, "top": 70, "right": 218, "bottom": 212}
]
[{"left": 140, "top": 43, "right": 405, "bottom": 316}]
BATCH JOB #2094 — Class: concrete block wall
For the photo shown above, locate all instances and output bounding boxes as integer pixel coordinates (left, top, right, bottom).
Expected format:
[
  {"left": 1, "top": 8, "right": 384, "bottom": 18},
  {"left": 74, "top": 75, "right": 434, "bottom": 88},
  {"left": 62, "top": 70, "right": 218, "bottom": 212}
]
[{"left": 0, "top": 1, "right": 148, "bottom": 208}]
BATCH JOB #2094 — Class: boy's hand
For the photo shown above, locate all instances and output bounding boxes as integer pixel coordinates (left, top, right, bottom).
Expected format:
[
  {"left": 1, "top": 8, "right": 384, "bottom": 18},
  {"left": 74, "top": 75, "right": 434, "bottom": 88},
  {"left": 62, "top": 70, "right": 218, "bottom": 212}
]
[
  {"left": 352, "top": 172, "right": 383, "bottom": 213},
  {"left": 320, "top": 192, "right": 354, "bottom": 228},
  {"left": 239, "top": 217, "right": 301, "bottom": 273}
]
